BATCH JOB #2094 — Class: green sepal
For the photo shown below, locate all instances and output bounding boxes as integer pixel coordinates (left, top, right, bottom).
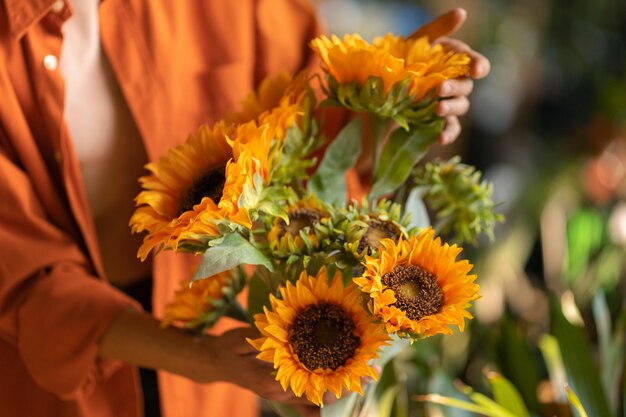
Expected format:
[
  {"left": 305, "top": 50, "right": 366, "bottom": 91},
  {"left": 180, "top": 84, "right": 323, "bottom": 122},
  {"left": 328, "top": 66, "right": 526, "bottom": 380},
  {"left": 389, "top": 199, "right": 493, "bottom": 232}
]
[{"left": 323, "top": 74, "right": 441, "bottom": 127}]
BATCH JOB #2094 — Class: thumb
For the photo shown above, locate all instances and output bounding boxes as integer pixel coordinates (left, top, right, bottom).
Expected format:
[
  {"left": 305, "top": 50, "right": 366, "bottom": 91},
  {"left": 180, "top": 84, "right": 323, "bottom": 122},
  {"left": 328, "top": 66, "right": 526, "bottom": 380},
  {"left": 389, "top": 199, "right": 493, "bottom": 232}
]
[{"left": 410, "top": 8, "right": 467, "bottom": 41}]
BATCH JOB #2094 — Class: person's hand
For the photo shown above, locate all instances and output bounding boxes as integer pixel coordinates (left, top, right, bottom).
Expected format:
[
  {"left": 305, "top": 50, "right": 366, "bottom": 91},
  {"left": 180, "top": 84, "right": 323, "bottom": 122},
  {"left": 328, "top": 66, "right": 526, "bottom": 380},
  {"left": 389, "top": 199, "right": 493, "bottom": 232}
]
[
  {"left": 200, "top": 327, "right": 321, "bottom": 417},
  {"left": 98, "top": 311, "right": 318, "bottom": 415},
  {"left": 411, "top": 8, "right": 491, "bottom": 145}
]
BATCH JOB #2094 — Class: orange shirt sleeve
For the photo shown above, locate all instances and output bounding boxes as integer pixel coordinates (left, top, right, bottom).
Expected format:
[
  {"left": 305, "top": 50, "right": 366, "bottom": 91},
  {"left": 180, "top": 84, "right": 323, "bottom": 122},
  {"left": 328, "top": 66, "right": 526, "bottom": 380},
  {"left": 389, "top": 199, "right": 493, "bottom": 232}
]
[{"left": 0, "top": 143, "right": 140, "bottom": 400}]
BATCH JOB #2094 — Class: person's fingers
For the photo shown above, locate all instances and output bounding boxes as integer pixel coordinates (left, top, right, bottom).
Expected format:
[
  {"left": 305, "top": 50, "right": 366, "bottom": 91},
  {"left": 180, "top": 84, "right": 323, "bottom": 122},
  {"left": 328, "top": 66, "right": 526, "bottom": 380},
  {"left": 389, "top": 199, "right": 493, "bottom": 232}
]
[
  {"left": 438, "top": 78, "right": 473, "bottom": 98},
  {"left": 439, "top": 116, "right": 461, "bottom": 145},
  {"left": 436, "top": 38, "right": 491, "bottom": 79},
  {"left": 436, "top": 96, "right": 470, "bottom": 117},
  {"left": 410, "top": 8, "right": 467, "bottom": 40}
]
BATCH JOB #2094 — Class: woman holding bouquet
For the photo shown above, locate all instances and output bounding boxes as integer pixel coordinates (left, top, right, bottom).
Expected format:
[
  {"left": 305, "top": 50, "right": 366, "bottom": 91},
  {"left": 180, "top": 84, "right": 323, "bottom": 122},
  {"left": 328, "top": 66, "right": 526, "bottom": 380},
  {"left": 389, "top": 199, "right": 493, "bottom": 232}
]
[{"left": 0, "top": 1, "right": 488, "bottom": 417}]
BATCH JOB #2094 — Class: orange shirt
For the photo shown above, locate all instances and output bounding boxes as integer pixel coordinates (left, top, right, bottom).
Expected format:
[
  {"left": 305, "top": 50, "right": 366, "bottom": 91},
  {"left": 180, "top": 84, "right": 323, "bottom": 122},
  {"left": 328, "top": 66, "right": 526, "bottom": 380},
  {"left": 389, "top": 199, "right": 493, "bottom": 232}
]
[{"left": 0, "top": 1, "right": 321, "bottom": 416}]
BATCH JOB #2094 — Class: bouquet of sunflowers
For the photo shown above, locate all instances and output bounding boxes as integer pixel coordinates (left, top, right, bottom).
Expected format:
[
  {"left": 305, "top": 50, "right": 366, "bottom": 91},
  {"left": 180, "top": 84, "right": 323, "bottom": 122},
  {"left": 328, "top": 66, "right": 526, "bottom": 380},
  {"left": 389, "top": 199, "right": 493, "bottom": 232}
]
[{"left": 131, "top": 32, "right": 502, "bottom": 416}]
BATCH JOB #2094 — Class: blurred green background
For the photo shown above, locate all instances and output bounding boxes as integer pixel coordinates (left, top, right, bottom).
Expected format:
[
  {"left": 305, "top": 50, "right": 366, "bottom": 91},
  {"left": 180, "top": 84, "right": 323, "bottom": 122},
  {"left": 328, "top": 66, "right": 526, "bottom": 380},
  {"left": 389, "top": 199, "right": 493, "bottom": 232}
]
[{"left": 312, "top": 1, "right": 626, "bottom": 416}]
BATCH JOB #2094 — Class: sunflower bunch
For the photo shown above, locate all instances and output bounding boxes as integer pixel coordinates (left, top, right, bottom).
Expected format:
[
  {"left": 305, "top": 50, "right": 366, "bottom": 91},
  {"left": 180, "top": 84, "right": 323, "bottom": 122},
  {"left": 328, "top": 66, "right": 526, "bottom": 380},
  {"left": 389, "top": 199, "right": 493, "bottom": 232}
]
[
  {"left": 130, "top": 72, "right": 314, "bottom": 259},
  {"left": 250, "top": 227, "right": 479, "bottom": 406},
  {"left": 130, "top": 30, "right": 498, "bottom": 415}
]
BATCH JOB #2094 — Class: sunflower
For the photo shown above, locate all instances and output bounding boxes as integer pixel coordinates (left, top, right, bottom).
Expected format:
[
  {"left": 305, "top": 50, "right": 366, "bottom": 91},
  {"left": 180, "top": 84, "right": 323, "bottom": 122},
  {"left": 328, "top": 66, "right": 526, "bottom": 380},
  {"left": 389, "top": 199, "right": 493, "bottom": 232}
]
[
  {"left": 161, "top": 270, "right": 242, "bottom": 330},
  {"left": 248, "top": 267, "right": 390, "bottom": 405},
  {"left": 266, "top": 196, "right": 329, "bottom": 254},
  {"left": 227, "top": 71, "right": 312, "bottom": 140},
  {"left": 374, "top": 34, "right": 471, "bottom": 102},
  {"left": 356, "top": 217, "right": 404, "bottom": 255},
  {"left": 354, "top": 227, "right": 479, "bottom": 337},
  {"left": 310, "top": 34, "right": 470, "bottom": 125},
  {"left": 334, "top": 199, "right": 409, "bottom": 259},
  {"left": 130, "top": 122, "right": 237, "bottom": 260}
]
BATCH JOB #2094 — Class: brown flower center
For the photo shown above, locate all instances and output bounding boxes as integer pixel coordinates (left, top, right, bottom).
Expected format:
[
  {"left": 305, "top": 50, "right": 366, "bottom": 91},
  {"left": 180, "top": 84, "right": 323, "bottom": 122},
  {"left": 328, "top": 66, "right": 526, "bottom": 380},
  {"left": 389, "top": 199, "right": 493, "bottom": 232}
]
[
  {"left": 381, "top": 264, "right": 443, "bottom": 321},
  {"left": 277, "top": 208, "right": 324, "bottom": 238},
  {"left": 357, "top": 219, "right": 402, "bottom": 254},
  {"left": 178, "top": 164, "right": 227, "bottom": 215},
  {"left": 290, "top": 303, "right": 361, "bottom": 371}
]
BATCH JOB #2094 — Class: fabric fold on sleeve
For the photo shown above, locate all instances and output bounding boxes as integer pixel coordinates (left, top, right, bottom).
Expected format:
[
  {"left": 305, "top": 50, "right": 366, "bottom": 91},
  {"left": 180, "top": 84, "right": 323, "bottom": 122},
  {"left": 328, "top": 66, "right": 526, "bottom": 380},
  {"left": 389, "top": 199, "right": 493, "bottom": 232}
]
[{"left": 17, "top": 263, "right": 141, "bottom": 400}]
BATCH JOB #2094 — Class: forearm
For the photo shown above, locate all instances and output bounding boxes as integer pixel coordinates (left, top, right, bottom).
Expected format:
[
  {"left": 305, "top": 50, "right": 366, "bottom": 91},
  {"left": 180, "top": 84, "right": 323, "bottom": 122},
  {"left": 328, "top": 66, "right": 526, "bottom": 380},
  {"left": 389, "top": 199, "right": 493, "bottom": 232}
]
[{"left": 98, "top": 308, "right": 217, "bottom": 383}]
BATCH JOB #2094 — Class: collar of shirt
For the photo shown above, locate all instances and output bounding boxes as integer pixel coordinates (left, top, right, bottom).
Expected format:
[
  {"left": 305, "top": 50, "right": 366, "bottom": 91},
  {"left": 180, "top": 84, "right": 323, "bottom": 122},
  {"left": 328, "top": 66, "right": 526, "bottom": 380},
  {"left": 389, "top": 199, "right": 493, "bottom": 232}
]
[{"left": 4, "top": 0, "right": 80, "bottom": 38}]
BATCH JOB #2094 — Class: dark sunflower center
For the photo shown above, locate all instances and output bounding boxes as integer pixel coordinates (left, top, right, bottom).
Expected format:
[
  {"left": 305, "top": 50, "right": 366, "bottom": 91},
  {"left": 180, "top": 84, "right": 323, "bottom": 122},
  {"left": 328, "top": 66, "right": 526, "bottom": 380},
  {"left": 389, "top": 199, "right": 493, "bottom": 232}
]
[
  {"left": 357, "top": 219, "right": 402, "bottom": 254},
  {"left": 278, "top": 208, "right": 323, "bottom": 237},
  {"left": 381, "top": 264, "right": 443, "bottom": 321},
  {"left": 289, "top": 303, "right": 361, "bottom": 371},
  {"left": 178, "top": 164, "right": 227, "bottom": 215}
]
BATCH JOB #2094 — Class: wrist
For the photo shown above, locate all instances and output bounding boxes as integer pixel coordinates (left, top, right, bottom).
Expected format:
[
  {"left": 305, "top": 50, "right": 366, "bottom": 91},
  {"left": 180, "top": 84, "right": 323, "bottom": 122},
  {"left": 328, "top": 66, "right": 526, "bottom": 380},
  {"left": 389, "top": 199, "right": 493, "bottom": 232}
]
[{"left": 182, "top": 333, "right": 222, "bottom": 383}]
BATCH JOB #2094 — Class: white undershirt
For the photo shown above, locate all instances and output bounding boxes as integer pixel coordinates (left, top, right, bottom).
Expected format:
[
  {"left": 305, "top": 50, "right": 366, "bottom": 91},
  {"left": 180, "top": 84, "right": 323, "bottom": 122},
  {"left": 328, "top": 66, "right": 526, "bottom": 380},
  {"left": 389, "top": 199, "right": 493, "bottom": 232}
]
[{"left": 60, "top": 0, "right": 152, "bottom": 285}]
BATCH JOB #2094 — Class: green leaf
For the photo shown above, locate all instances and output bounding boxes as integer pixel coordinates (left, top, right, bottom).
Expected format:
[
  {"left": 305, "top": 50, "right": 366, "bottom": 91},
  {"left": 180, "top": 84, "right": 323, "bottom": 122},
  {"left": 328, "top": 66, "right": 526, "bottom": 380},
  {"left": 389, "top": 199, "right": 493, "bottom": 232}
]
[
  {"left": 371, "top": 120, "right": 441, "bottom": 199},
  {"left": 602, "top": 304, "right": 626, "bottom": 416},
  {"left": 462, "top": 388, "right": 519, "bottom": 417},
  {"left": 563, "top": 209, "right": 605, "bottom": 284},
  {"left": 538, "top": 335, "right": 568, "bottom": 403},
  {"left": 498, "top": 314, "right": 541, "bottom": 413},
  {"left": 550, "top": 295, "right": 612, "bottom": 417},
  {"left": 566, "top": 385, "right": 590, "bottom": 417},
  {"left": 485, "top": 371, "right": 531, "bottom": 417},
  {"left": 592, "top": 291, "right": 612, "bottom": 386},
  {"left": 377, "top": 334, "right": 411, "bottom": 367},
  {"left": 404, "top": 187, "right": 430, "bottom": 229},
  {"left": 417, "top": 393, "right": 517, "bottom": 417},
  {"left": 376, "top": 386, "right": 399, "bottom": 417},
  {"left": 247, "top": 274, "right": 272, "bottom": 317},
  {"left": 372, "top": 357, "right": 399, "bottom": 416},
  {"left": 427, "top": 370, "right": 474, "bottom": 417},
  {"left": 308, "top": 115, "right": 363, "bottom": 203},
  {"left": 192, "top": 233, "right": 273, "bottom": 281}
]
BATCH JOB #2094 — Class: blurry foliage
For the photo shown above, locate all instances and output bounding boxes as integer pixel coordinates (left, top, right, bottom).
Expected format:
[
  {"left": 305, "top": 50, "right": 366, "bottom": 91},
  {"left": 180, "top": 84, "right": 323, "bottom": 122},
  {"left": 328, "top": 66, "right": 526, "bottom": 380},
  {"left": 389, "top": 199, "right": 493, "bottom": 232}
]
[
  {"left": 312, "top": 0, "right": 626, "bottom": 416},
  {"left": 316, "top": 2, "right": 625, "bottom": 417}
]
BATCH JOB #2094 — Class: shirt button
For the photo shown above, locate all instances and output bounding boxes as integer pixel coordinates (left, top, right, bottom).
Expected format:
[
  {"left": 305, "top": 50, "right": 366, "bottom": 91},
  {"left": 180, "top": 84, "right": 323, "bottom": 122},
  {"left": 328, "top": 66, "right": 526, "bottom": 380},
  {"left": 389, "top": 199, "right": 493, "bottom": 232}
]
[
  {"left": 50, "top": 0, "right": 65, "bottom": 12},
  {"left": 43, "top": 54, "right": 58, "bottom": 71}
]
